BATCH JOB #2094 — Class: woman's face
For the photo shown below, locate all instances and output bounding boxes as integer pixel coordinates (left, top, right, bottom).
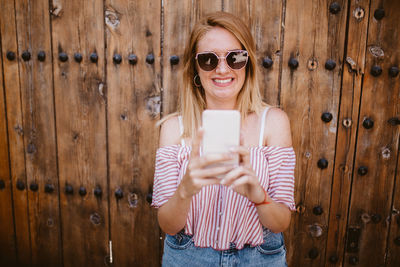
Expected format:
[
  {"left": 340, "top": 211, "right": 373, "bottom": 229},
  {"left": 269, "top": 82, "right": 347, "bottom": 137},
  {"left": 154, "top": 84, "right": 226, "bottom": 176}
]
[{"left": 196, "top": 27, "right": 246, "bottom": 109}]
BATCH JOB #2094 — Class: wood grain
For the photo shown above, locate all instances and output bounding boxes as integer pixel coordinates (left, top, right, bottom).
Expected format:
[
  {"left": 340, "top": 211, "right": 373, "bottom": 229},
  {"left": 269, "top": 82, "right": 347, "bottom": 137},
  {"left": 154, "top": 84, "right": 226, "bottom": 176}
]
[
  {"left": 105, "top": 0, "right": 161, "bottom": 265},
  {"left": 325, "top": 1, "right": 370, "bottom": 266},
  {"left": 280, "top": 0, "right": 347, "bottom": 266},
  {"left": 50, "top": 0, "right": 109, "bottom": 266},
  {"left": 387, "top": 135, "right": 400, "bottom": 266},
  {"left": 0, "top": 1, "right": 400, "bottom": 265},
  {"left": 14, "top": 0, "right": 62, "bottom": 265},
  {"left": 0, "top": 0, "right": 31, "bottom": 265},
  {"left": 0, "top": 16, "right": 17, "bottom": 265},
  {"left": 162, "top": 0, "right": 222, "bottom": 115},
  {"left": 344, "top": 0, "right": 400, "bottom": 266},
  {"left": 224, "top": 0, "right": 283, "bottom": 106}
]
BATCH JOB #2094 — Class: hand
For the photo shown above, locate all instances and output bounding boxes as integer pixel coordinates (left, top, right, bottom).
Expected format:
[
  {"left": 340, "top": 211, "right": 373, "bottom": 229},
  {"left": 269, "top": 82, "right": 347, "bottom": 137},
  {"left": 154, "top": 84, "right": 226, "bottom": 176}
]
[
  {"left": 220, "top": 146, "right": 265, "bottom": 204},
  {"left": 178, "top": 129, "right": 235, "bottom": 199}
]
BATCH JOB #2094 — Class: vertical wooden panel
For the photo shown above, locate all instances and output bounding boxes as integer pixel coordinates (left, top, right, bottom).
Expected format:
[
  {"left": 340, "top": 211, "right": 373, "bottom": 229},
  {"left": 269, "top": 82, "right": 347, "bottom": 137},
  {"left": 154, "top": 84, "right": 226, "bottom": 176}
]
[
  {"left": 387, "top": 142, "right": 400, "bottom": 266},
  {"left": 105, "top": 0, "right": 161, "bottom": 265},
  {"left": 14, "top": 0, "right": 61, "bottom": 265},
  {"left": 0, "top": 24, "right": 17, "bottom": 266},
  {"left": 0, "top": 0, "right": 31, "bottom": 265},
  {"left": 50, "top": 0, "right": 109, "bottom": 266},
  {"left": 224, "top": 0, "right": 283, "bottom": 106},
  {"left": 162, "top": 0, "right": 222, "bottom": 115},
  {"left": 344, "top": 0, "right": 400, "bottom": 266},
  {"left": 280, "top": 0, "right": 347, "bottom": 266},
  {"left": 325, "top": 1, "right": 371, "bottom": 266}
]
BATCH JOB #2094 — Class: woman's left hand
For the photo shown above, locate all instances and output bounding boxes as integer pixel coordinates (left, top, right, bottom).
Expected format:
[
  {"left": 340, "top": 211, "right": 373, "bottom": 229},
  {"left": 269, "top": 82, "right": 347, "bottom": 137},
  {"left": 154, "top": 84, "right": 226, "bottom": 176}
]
[{"left": 220, "top": 146, "right": 265, "bottom": 204}]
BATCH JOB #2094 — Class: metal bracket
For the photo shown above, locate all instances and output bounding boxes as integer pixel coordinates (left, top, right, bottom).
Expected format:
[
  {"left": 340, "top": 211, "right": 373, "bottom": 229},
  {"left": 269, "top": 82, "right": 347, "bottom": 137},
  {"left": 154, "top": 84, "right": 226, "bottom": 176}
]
[{"left": 109, "top": 240, "right": 113, "bottom": 263}]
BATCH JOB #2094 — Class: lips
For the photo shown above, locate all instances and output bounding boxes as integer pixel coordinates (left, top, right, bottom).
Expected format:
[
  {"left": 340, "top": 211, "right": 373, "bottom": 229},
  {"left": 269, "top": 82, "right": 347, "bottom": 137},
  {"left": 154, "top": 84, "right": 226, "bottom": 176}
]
[{"left": 212, "top": 78, "right": 234, "bottom": 86}]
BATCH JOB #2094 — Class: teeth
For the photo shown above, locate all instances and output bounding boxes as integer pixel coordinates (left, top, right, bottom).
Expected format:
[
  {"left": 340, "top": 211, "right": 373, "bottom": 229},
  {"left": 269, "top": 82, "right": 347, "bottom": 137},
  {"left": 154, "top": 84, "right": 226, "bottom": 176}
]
[{"left": 214, "top": 78, "right": 232, "bottom": 84}]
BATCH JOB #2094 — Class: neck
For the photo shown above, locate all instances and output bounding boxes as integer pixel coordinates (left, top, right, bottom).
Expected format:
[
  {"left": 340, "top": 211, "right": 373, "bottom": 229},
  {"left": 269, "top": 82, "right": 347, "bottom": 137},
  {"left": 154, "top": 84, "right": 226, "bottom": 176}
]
[{"left": 205, "top": 98, "right": 237, "bottom": 110}]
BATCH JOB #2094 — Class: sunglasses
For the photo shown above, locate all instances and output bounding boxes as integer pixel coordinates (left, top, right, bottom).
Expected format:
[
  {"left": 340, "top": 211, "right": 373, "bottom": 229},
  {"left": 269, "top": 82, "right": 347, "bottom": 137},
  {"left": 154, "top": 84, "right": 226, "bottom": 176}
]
[{"left": 195, "top": 50, "right": 248, "bottom": 71}]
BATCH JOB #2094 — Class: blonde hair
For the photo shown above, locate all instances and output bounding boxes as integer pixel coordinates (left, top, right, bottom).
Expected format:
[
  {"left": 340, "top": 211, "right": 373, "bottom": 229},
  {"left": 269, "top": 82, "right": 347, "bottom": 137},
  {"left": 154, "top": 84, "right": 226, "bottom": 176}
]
[{"left": 165, "top": 11, "right": 265, "bottom": 138}]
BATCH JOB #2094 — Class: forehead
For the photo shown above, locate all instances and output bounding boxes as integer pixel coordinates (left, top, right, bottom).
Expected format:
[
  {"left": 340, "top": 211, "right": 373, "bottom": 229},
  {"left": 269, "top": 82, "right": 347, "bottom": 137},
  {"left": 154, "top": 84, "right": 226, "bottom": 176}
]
[{"left": 197, "top": 27, "right": 242, "bottom": 53}]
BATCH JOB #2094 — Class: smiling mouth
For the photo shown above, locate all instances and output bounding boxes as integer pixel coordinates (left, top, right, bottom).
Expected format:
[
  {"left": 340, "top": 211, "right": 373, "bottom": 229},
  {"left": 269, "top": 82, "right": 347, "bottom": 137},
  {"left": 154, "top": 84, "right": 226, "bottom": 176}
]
[{"left": 213, "top": 78, "right": 234, "bottom": 84}]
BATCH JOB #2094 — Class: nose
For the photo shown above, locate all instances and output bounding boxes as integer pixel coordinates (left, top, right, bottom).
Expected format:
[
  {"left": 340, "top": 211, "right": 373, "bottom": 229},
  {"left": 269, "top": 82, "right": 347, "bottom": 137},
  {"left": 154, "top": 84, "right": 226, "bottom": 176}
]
[{"left": 215, "top": 57, "right": 230, "bottom": 74}]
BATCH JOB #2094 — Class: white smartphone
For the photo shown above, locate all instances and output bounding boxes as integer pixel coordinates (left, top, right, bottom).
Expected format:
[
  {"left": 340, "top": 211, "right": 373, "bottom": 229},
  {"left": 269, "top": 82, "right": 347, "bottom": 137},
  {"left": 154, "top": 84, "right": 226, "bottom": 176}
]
[{"left": 202, "top": 110, "right": 241, "bottom": 168}]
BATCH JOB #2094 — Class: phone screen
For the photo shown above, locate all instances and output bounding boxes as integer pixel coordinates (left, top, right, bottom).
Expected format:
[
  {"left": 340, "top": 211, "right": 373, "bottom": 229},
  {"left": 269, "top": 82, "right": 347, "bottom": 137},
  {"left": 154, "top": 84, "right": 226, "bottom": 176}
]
[{"left": 202, "top": 110, "right": 240, "bottom": 166}]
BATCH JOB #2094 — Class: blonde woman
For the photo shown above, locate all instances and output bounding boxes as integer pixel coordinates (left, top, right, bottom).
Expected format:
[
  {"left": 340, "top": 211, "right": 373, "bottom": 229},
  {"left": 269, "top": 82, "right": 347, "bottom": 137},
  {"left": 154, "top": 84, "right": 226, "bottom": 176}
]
[{"left": 152, "top": 11, "right": 295, "bottom": 266}]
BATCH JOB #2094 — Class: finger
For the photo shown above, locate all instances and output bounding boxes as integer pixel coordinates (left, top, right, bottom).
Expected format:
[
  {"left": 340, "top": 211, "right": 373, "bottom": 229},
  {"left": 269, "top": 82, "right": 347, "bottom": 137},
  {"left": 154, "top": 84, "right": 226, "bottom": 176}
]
[
  {"left": 228, "top": 175, "right": 250, "bottom": 189},
  {"left": 240, "top": 132, "right": 245, "bottom": 146},
  {"left": 220, "top": 166, "right": 248, "bottom": 186},
  {"left": 191, "top": 128, "right": 204, "bottom": 157},
  {"left": 191, "top": 164, "right": 235, "bottom": 179},
  {"left": 192, "top": 153, "right": 234, "bottom": 169},
  {"left": 230, "top": 146, "right": 250, "bottom": 164}
]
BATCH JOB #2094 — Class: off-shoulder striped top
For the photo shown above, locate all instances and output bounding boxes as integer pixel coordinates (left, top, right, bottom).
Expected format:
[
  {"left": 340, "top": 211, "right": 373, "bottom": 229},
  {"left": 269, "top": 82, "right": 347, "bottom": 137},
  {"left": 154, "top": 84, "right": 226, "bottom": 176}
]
[{"left": 151, "top": 107, "right": 296, "bottom": 250}]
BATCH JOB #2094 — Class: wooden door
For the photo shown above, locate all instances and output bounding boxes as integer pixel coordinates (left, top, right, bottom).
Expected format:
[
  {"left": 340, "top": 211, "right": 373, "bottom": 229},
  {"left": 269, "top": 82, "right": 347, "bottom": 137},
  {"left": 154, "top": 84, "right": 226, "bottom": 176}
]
[{"left": 0, "top": 1, "right": 400, "bottom": 266}]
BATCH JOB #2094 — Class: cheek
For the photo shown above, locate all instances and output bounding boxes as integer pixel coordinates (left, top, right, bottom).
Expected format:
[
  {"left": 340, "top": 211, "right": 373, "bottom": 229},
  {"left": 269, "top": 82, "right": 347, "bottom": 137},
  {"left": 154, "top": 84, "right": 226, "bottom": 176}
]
[
  {"left": 237, "top": 70, "right": 246, "bottom": 86},
  {"left": 198, "top": 70, "right": 211, "bottom": 83}
]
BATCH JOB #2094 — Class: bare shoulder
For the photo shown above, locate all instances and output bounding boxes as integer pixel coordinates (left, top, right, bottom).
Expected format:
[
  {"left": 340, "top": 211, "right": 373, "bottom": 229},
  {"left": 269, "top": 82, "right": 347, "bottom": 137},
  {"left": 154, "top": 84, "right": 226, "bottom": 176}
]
[
  {"left": 264, "top": 107, "right": 292, "bottom": 147},
  {"left": 159, "top": 114, "right": 181, "bottom": 147}
]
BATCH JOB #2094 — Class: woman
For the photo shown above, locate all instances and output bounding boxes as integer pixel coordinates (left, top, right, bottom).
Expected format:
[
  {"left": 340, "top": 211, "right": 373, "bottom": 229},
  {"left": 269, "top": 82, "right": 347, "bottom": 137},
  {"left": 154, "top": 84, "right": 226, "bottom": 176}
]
[{"left": 152, "top": 11, "right": 296, "bottom": 266}]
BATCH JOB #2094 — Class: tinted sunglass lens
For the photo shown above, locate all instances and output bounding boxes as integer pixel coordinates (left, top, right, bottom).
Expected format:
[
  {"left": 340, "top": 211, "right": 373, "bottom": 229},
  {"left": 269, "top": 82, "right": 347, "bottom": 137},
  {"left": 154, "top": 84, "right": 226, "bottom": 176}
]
[
  {"left": 197, "top": 53, "right": 218, "bottom": 71},
  {"left": 227, "top": 51, "right": 248, "bottom": 69}
]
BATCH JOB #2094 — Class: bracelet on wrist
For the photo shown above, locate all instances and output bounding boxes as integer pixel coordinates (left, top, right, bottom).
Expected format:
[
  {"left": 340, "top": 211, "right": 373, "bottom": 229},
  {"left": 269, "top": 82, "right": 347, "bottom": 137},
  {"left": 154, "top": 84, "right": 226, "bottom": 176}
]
[{"left": 254, "top": 190, "right": 270, "bottom": 206}]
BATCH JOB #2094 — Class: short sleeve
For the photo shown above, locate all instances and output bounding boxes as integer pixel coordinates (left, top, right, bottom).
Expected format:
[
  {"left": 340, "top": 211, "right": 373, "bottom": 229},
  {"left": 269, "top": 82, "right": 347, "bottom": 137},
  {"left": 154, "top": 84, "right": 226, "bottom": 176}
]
[
  {"left": 265, "top": 147, "right": 296, "bottom": 211},
  {"left": 151, "top": 146, "right": 181, "bottom": 208}
]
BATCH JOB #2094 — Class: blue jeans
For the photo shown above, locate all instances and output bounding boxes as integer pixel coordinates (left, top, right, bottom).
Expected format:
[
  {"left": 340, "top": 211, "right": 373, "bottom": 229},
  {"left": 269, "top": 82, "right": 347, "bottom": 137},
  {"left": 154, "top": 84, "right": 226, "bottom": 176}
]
[{"left": 162, "top": 228, "right": 287, "bottom": 267}]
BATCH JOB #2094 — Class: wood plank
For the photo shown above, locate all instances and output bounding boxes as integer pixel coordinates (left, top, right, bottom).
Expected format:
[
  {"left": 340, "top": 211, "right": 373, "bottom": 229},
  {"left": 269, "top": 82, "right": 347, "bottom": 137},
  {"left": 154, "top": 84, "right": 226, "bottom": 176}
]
[
  {"left": 0, "top": 20, "right": 17, "bottom": 266},
  {"left": 0, "top": 0, "right": 31, "bottom": 265},
  {"left": 14, "top": 0, "right": 61, "bottom": 265},
  {"left": 105, "top": 0, "right": 161, "bottom": 266},
  {"left": 325, "top": 1, "right": 370, "bottom": 266},
  {"left": 344, "top": 0, "right": 400, "bottom": 266},
  {"left": 224, "top": 0, "right": 283, "bottom": 106},
  {"left": 280, "top": 0, "right": 348, "bottom": 266},
  {"left": 387, "top": 135, "right": 400, "bottom": 266},
  {"left": 162, "top": 0, "right": 222, "bottom": 115},
  {"left": 50, "top": 0, "right": 109, "bottom": 265}
]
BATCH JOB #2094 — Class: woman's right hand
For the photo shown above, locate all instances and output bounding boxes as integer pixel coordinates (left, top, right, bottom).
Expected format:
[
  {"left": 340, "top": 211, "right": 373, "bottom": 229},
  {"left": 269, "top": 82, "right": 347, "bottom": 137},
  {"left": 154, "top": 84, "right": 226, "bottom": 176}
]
[{"left": 178, "top": 129, "right": 235, "bottom": 199}]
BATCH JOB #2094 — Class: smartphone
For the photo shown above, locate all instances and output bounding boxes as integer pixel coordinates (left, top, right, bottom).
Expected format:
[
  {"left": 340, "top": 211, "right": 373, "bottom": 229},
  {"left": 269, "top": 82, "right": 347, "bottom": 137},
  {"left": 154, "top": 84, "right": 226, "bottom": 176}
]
[{"left": 202, "top": 110, "right": 241, "bottom": 169}]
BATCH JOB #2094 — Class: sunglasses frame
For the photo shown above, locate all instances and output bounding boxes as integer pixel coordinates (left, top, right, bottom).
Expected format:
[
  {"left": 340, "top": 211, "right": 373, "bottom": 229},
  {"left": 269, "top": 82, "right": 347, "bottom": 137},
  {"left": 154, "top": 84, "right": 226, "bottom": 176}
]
[{"left": 195, "top": 49, "right": 249, "bottom": 72}]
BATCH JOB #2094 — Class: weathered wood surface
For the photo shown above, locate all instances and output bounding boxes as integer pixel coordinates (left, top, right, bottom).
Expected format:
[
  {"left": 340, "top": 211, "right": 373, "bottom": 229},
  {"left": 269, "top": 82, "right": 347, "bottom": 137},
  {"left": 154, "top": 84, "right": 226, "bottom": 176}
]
[
  {"left": 325, "top": 1, "right": 370, "bottom": 266},
  {"left": 0, "top": 18, "right": 17, "bottom": 266},
  {"left": 387, "top": 137, "right": 400, "bottom": 266},
  {"left": 50, "top": 0, "right": 109, "bottom": 266},
  {"left": 14, "top": 0, "right": 62, "bottom": 265},
  {"left": 344, "top": 0, "right": 400, "bottom": 266},
  {"left": 224, "top": 0, "right": 283, "bottom": 106},
  {"left": 0, "top": 0, "right": 31, "bottom": 265},
  {"left": 105, "top": 0, "right": 161, "bottom": 266},
  {"left": 0, "top": 0, "right": 399, "bottom": 266},
  {"left": 280, "top": 0, "right": 348, "bottom": 266},
  {"left": 162, "top": 0, "right": 222, "bottom": 116}
]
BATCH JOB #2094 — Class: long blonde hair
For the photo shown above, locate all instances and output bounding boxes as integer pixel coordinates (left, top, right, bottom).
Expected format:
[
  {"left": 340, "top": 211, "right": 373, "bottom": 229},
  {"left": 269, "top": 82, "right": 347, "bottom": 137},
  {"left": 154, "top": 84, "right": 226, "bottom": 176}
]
[{"left": 166, "top": 11, "right": 265, "bottom": 138}]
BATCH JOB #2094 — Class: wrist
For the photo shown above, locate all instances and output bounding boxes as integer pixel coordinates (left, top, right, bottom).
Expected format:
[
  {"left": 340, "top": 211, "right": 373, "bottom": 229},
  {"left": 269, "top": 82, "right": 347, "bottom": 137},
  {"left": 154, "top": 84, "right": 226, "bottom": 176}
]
[{"left": 254, "top": 190, "right": 271, "bottom": 206}]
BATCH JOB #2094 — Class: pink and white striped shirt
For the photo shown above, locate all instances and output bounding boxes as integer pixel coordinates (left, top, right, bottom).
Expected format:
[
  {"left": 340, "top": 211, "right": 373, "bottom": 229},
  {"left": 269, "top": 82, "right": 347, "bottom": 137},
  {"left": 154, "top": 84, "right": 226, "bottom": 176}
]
[{"left": 152, "top": 108, "right": 296, "bottom": 250}]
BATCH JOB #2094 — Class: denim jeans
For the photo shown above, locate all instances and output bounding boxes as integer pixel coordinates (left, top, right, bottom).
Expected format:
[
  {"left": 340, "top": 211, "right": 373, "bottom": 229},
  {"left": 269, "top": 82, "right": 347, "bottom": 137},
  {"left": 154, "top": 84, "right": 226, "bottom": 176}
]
[{"left": 162, "top": 228, "right": 287, "bottom": 267}]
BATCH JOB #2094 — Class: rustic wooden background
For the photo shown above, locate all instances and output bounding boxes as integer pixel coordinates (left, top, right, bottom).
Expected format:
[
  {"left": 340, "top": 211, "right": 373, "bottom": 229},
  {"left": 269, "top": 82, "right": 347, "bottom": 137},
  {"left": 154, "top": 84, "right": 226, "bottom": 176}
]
[{"left": 0, "top": 0, "right": 399, "bottom": 266}]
